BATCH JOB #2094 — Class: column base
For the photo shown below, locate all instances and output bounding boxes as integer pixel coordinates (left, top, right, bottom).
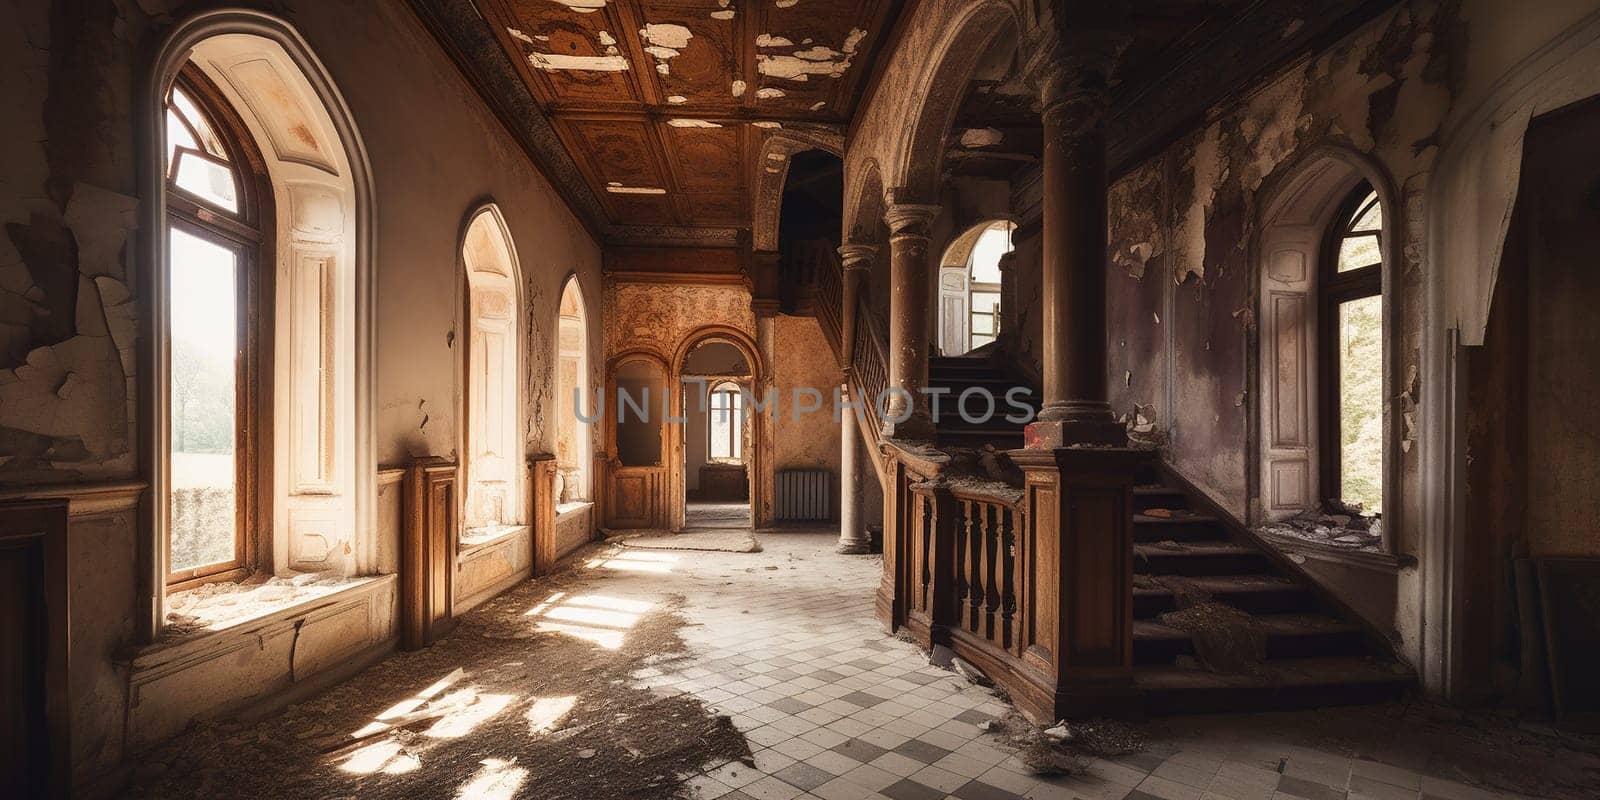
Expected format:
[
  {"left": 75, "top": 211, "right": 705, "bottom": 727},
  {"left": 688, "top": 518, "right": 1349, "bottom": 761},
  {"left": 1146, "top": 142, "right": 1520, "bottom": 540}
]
[
  {"left": 1024, "top": 418, "right": 1127, "bottom": 449},
  {"left": 880, "top": 411, "right": 936, "bottom": 442},
  {"left": 835, "top": 539, "right": 873, "bottom": 555}
]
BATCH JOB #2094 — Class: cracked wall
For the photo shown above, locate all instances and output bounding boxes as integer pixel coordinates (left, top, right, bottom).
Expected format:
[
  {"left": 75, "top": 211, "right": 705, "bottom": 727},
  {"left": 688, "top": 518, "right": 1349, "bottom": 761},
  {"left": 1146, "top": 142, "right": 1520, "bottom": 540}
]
[
  {"left": 2, "top": 0, "right": 603, "bottom": 786},
  {"left": 1091, "top": 0, "right": 1457, "bottom": 556}
]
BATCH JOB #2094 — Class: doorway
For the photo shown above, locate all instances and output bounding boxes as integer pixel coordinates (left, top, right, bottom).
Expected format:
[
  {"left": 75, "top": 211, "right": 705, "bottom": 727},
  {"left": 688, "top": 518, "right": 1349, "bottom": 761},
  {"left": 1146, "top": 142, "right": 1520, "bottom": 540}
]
[{"left": 680, "top": 340, "right": 753, "bottom": 529}]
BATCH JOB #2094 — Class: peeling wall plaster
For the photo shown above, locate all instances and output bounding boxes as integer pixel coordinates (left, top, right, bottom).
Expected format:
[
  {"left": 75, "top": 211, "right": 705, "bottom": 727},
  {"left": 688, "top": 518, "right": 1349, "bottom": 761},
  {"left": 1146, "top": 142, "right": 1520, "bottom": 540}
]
[{"left": 2, "top": 0, "right": 602, "bottom": 784}]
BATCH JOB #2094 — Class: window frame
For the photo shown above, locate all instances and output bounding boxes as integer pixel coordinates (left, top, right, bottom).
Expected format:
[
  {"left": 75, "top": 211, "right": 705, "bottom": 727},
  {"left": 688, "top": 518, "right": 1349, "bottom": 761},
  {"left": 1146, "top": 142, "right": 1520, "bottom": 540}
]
[
  {"left": 707, "top": 382, "right": 743, "bottom": 462},
  {"left": 1317, "top": 185, "right": 1384, "bottom": 512},
  {"left": 163, "top": 66, "right": 273, "bottom": 590}
]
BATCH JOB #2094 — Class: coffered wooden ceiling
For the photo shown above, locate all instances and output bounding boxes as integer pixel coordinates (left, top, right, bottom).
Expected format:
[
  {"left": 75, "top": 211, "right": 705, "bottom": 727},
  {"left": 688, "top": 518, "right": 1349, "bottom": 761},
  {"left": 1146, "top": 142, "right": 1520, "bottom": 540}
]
[{"left": 459, "top": 0, "right": 900, "bottom": 241}]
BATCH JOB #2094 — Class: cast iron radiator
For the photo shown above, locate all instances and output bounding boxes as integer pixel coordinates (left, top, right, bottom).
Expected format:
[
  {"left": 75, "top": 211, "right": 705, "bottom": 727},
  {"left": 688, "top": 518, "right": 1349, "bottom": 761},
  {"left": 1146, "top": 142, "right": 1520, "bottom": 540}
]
[{"left": 775, "top": 469, "right": 832, "bottom": 521}]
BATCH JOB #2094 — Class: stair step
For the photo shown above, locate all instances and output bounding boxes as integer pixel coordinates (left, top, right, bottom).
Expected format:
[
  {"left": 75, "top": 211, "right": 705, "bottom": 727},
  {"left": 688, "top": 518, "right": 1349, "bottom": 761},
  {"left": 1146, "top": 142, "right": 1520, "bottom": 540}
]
[
  {"left": 1136, "top": 657, "right": 1414, "bottom": 715},
  {"left": 1134, "top": 542, "right": 1273, "bottom": 576},
  {"left": 1133, "top": 613, "right": 1367, "bottom": 664},
  {"left": 1133, "top": 486, "right": 1189, "bottom": 512},
  {"left": 1133, "top": 514, "right": 1227, "bottom": 543},
  {"left": 1133, "top": 574, "right": 1318, "bottom": 618}
]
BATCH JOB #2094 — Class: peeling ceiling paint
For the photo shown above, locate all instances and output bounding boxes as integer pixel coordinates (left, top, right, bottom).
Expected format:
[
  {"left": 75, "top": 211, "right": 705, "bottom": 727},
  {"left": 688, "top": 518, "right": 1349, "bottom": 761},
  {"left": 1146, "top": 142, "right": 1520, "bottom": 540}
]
[
  {"left": 549, "top": 0, "right": 608, "bottom": 11},
  {"left": 667, "top": 118, "right": 722, "bottom": 128}
]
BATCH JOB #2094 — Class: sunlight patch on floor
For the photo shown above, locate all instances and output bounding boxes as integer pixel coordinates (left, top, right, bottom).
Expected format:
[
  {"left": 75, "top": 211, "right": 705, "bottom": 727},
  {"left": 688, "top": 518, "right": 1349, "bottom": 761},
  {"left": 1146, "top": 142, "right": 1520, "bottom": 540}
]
[
  {"left": 526, "top": 593, "right": 654, "bottom": 650},
  {"left": 454, "top": 758, "right": 528, "bottom": 800}
]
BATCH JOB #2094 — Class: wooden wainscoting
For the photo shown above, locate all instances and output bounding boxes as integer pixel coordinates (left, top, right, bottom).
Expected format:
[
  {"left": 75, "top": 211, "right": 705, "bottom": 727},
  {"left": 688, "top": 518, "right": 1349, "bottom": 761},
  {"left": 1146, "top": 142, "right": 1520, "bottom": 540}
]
[
  {"left": 402, "top": 457, "right": 458, "bottom": 650},
  {"left": 0, "top": 499, "right": 70, "bottom": 799},
  {"left": 529, "top": 453, "right": 558, "bottom": 574},
  {"left": 607, "top": 465, "right": 667, "bottom": 529}
]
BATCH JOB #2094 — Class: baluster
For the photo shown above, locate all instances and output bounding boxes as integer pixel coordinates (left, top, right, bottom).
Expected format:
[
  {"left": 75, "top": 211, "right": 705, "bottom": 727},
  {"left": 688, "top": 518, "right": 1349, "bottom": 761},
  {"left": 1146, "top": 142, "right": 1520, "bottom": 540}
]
[
  {"left": 984, "top": 504, "right": 1001, "bottom": 642},
  {"left": 1001, "top": 507, "right": 1018, "bottom": 653},
  {"left": 919, "top": 493, "right": 933, "bottom": 614},
  {"left": 953, "top": 499, "right": 969, "bottom": 623},
  {"left": 967, "top": 501, "right": 983, "bottom": 633}
]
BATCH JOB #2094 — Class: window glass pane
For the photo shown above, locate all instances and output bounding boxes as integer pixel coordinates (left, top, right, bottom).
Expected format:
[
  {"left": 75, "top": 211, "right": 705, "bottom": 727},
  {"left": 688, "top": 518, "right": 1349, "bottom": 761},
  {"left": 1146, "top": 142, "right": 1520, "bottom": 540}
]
[
  {"left": 1337, "top": 234, "right": 1380, "bottom": 273},
  {"left": 173, "top": 151, "right": 239, "bottom": 213},
  {"left": 971, "top": 313, "right": 995, "bottom": 335},
  {"left": 166, "top": 109, "right": 199, "bottom": 170},
  {"left": 1349, "top": 192, "right": 1381, "bottom": 232},
  {"left": 169, "top": 226, "right": 239, "bottom": 574},
  {"left": 615, "top": 361, "right": 664, "bottom": 467},
  {"left": 170, "top": 86, "right": 229, "bottom": 160},
  {"left": 1338, "top": 294, "right": 1383, "bottom": 513},
  {"left": 710, "top": 388, "right": 741, "bottom": 460},
  {"left": 970, "top": 334, "right": 995, "bottom": 349},
  {"left": 971, "top": 291, "right": 1000, "bottom": 314}
]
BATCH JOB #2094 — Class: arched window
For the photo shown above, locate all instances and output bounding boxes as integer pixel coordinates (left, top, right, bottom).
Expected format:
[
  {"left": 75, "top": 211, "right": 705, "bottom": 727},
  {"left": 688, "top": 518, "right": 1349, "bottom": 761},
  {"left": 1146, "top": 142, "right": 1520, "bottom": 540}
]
[
  {"left": 555, "top": 278, "right": 590, "bottom": 504},
  {"left": 461, "top": 209, "right": 523, "bottom": 534},
  {"left": 708, "top": 381, "right": 744, "bottom": 461},
  {"left": 937, "top": 221, "right": 1013, "bottom": 355},
  {"left": 164, "top": 68, "right": 268, "bottom": 586},
  {"left": 1321, "top": 186, "right": 1384, "bottom": 513},
  {"left": 967, "top": 223, "right": 1011, "bottom": 350}
]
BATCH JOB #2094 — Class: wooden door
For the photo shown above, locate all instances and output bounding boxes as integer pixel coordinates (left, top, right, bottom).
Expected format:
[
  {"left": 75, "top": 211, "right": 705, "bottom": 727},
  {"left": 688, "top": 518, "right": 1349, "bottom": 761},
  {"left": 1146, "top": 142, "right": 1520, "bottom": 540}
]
[
  {"left": 606, "top": 358, "right": 669, "bottom": 529},
  {"left": 0, "top": 499, "right": 69, "bottom": 799}
]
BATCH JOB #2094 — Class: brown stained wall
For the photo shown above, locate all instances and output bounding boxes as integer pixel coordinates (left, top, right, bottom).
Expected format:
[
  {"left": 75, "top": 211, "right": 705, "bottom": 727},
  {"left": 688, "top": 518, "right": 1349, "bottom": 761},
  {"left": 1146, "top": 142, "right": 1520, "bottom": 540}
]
[
  {"left": 0, "top": 0, "right": 601, "bottom": 780},
  {"left": 767, "top": 314, "right": 843, "bottom": 485},
  {"left": 1074, "top": 1, "right": 1455, "bottom": 535}
]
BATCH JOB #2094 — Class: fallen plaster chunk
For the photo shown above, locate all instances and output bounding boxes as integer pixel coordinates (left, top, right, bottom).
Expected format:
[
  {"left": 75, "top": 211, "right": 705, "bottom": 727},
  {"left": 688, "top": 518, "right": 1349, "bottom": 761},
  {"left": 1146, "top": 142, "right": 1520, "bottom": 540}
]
[
  {"left": 667, "top": 118, "right": 722, "bottom": 128},
  {"left": 952, "top": 656, "right": 993, "bottom": 687}
]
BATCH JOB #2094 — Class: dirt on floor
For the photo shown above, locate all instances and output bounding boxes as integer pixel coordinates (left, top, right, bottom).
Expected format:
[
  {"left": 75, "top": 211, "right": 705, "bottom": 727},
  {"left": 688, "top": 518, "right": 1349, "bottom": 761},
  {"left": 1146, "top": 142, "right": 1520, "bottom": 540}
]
[{"left": 126, "top": 565, "right": 752, "bottom": 800}]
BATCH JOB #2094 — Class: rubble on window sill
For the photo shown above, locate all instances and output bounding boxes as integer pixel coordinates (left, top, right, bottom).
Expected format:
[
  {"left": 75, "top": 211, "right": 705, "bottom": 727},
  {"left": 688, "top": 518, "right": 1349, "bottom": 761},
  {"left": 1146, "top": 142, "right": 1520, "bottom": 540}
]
[
  {"left": 1257, "top": 503, "right": 1383, "bottom": 554},
  {"left": 163, "top": 571, "right": 370, "bottom": 639}
]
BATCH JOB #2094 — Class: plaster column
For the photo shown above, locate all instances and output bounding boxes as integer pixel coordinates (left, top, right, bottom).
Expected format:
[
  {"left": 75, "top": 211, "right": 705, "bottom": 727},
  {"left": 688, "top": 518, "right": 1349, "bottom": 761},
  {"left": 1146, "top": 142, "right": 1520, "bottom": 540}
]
[
  {"left": 837, "top": 387, "right": 871, "bottom": 554},
  {"left": 881, "top": 198, "right": 941, "bottom": 441},
  {"left": 837, "top": 244, "right": 877, "bottom": 372},
  {"left": 1025, "top": 36, "right": 1126, "bottom": 448}
]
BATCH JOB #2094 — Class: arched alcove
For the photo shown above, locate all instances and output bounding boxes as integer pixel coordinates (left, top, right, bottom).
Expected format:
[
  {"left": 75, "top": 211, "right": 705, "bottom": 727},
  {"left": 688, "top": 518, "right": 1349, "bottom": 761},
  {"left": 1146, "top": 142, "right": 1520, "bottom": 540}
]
[
  {"left": 555, "top": 276, "right": 591, "bottom": 506},
  {"left": 1255, "top": 148, "right": 1401, "bottom": 549},
  {"left": 141, "top": 10, "right": 375, "bottom": 639},
  {"left": 459, "top": 206, "right": 524, "bottom": 536}
]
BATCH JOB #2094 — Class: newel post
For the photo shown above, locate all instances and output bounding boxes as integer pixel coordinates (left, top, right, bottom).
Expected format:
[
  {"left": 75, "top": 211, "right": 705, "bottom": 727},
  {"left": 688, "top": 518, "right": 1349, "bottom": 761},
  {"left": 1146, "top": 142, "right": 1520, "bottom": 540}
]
[{"left": 1009, "top": 448, "right": 1143, "bottom": 719}]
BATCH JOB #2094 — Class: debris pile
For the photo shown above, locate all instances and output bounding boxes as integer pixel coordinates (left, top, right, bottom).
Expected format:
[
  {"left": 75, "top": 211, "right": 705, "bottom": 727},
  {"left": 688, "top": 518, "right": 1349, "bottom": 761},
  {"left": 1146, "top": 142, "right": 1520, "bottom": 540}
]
[
  {"left": 1257, "top": 501, "right": 1382, "bottom": 552},
  {"left": 1151, "top": 575, "right": 1267, "bottom": 674},
  {"left": 985, "top": 713, "right": 1146, "bottom": 776}
]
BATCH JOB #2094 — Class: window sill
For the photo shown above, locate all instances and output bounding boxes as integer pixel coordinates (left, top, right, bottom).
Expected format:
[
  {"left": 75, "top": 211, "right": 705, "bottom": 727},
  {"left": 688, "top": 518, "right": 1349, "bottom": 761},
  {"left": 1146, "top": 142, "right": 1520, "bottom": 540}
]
[
  {"left": 458, "top": 524, "right": 528, "bottom": 556},
  {"left": 127, "top": 573, "right": 394, "bottom": 665},
  {"left": 556, "top": 501, "right": 593, "bottom": 521},
  {"left": 1256, "top": 529, "right": 1415, "bottom": 571}
]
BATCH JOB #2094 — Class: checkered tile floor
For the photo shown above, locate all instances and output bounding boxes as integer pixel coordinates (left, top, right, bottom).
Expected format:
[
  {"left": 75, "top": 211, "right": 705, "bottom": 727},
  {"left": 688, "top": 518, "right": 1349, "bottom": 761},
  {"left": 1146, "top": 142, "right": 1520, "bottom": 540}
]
[{"left": 586, "top": 531, "right": 1533, "bottom": 800}]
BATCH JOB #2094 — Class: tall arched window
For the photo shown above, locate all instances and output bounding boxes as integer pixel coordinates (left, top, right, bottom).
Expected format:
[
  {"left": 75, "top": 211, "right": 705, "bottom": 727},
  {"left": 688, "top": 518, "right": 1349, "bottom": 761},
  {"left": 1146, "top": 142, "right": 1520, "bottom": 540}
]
[
  {"left": 164, "top": 67, "right": 268, "bottom": 586},
  {"left": 461, "top": 209, "right": 523, "bottom": 535},
  {"left": 555, "top": 278, "right": 590, "bottom": 505},
  {"left": 1321, "top": 186, "right": 1384, "bottom": 513}
]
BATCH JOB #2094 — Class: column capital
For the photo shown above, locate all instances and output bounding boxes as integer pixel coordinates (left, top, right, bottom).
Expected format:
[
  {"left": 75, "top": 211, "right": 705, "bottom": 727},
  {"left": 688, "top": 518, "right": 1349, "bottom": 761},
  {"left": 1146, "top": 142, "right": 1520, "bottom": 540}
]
[
  {"left": 837, "top": 243, "right": 878, "bottom": 271},
  {"left": 1022, "top": 25, "right": 1125, "bottom": 114},
  {"left": 882, "top": 198, "right": 941, "bottom": 238}
]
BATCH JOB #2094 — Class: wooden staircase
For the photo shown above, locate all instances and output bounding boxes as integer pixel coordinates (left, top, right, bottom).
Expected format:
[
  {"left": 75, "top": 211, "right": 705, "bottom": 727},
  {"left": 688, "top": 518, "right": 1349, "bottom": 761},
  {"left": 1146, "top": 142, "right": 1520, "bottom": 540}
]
[
  {"left": 1129, "top": 479, "right": 1414, "bottom": 714},
  {"left": 927, "top": 354, "right": 1037, "bottom": 449},
  {"left": 802, "top": 238, "right": 1414, "bottom": 716}
]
